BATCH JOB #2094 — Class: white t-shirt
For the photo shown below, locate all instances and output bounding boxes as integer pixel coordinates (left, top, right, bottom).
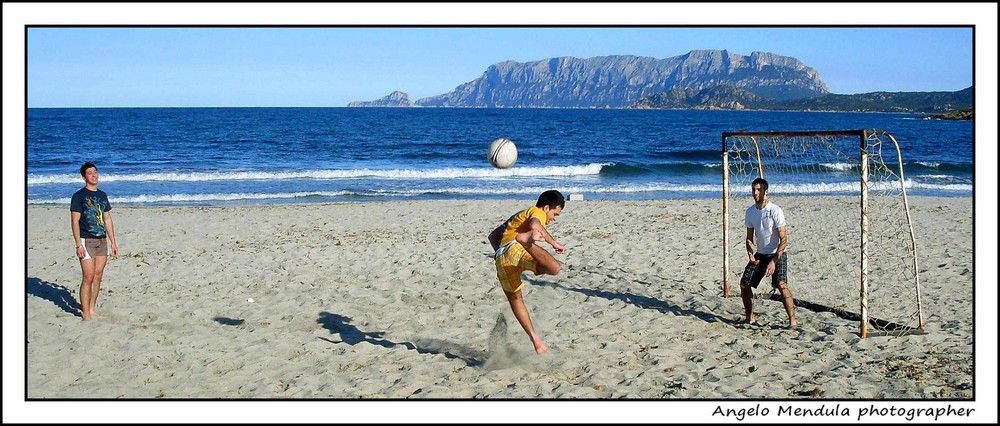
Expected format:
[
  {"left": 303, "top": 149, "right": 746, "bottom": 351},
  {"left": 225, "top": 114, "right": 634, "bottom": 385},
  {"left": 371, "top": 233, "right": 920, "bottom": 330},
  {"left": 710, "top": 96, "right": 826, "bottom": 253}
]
[{"left": 745, "top": 201, "right": 786, "bottom": 255}]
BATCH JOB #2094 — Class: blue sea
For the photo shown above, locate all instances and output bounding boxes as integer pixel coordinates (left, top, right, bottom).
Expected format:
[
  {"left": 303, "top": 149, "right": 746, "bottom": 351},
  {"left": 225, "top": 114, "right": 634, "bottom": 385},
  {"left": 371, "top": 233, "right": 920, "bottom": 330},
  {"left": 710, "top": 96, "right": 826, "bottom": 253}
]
[{"left": 26, "top": 108, "right": 973, "bottom": 206}]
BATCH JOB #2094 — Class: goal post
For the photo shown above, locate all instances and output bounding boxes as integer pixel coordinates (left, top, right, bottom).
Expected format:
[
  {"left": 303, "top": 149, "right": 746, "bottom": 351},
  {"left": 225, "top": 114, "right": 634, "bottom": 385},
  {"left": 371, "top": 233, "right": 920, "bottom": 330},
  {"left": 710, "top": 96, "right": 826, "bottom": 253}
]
[{"left": 722, "top": 130, "right": 924, "bottom": 338}]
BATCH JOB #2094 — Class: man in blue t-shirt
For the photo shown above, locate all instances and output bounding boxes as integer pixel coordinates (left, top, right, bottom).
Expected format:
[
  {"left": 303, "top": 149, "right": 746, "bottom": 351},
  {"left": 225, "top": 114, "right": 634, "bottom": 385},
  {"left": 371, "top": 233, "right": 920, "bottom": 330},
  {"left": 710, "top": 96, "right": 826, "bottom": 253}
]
[
  {"left": 740, "top": 177, "right": 797, "bottom": 328},
  {"left": 70, "top": 162, "right": 119, "bottom": 321}
]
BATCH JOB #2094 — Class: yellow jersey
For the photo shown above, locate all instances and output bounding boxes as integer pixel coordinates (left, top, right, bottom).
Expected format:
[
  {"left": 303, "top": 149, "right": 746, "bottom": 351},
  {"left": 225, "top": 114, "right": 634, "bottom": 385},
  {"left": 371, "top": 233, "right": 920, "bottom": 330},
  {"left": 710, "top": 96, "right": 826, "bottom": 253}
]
[{"left": 499, "top": 206, "right": 548, "bottom": 246}]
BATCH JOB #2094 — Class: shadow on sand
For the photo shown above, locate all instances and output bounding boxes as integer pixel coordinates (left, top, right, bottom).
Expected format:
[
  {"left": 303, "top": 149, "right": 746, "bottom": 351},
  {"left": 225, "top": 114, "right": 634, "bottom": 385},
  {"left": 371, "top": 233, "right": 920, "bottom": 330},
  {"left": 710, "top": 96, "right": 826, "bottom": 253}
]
[
  {"left": 213, "top": 316, "right": 246, "bottom": 326},
  {"left": 316, "top": 312, "right": 486, "bottom": 367},
  {"left": 27, "top": 277, "right": 81, "bottom": 317},
  {"left": 525, "top": 276, "right": 739, "bottom": 326}
]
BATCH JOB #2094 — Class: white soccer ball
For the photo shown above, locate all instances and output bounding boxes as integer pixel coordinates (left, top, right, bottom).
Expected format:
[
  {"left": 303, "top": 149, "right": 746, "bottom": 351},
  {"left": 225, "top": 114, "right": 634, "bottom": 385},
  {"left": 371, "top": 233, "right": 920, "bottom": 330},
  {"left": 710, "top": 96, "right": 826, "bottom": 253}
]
[{"left": 488, "top": 138, "right": 518, "bottom": 169}]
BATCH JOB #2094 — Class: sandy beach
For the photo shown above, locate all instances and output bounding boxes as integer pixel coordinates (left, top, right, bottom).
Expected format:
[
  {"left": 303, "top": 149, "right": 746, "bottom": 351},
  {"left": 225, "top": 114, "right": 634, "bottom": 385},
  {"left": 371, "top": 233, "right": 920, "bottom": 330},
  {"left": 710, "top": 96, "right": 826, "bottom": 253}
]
[
  {"left": 21, "top": 196, "right": 978, "bottom": 400},
  {"left": 17, "top": 194, "right": 989, "bottom": 422}
]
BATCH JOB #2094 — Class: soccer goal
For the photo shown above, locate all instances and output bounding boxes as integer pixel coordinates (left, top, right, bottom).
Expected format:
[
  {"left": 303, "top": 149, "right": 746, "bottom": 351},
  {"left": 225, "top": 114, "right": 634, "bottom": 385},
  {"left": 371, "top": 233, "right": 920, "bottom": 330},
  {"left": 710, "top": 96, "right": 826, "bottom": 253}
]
[{"left": 722, "top": 130, "right": 924, "bottom": 338}]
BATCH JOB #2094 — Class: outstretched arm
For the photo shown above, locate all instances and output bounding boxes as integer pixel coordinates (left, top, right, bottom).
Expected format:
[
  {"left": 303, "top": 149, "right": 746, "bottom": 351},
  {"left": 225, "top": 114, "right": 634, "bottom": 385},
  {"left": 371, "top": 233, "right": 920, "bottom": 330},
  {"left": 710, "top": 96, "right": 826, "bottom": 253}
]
[{"left": 528, "top": 217, "right": 565, "bottom": 254}]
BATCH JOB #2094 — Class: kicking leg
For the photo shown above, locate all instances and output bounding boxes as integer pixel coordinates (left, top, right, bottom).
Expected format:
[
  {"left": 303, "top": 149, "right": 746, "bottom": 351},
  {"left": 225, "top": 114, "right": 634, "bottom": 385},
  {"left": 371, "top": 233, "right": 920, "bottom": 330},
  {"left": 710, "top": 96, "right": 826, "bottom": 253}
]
[
  {"left": 504, "top": 289, "right": 549, "bottom": 354},
  {"left": 515, "top": 230, "right": 561, "bottom": 276}
]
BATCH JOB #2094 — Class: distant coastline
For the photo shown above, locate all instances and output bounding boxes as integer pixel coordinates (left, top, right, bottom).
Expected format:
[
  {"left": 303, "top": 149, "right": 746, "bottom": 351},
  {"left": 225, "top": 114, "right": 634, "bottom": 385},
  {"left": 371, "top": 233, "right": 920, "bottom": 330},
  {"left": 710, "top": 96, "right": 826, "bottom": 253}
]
[
  {"left": 348, "top": 86, "right": 973, "bottom": 115},
  {"left": 925, "top": 109, "right": 973, "bottom": 120},
  {"left": 347, "top": 51, "right": 971, "bottom": 114}
]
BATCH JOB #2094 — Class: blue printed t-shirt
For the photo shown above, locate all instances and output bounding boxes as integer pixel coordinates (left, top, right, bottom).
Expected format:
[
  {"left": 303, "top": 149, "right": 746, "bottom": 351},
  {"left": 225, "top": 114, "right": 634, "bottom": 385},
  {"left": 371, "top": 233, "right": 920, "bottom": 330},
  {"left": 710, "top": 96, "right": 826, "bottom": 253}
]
[{"left": 70, "top": 188, "right": 112, "bottom": 239}]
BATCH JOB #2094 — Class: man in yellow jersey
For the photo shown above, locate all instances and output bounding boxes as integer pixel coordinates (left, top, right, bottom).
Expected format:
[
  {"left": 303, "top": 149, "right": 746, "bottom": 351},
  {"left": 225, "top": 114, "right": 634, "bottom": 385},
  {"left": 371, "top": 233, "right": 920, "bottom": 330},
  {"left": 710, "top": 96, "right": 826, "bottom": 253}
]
[{"left": 487, "top": 190, "right": 566, "bottom": 354}]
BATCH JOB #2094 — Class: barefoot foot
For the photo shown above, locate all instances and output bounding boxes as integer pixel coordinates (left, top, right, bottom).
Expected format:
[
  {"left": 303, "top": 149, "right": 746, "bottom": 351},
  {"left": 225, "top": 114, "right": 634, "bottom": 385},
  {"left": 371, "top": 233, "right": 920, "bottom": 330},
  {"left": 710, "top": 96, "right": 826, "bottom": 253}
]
[{"left": 533, "top": 340, "right": 549, "bottom": 355}]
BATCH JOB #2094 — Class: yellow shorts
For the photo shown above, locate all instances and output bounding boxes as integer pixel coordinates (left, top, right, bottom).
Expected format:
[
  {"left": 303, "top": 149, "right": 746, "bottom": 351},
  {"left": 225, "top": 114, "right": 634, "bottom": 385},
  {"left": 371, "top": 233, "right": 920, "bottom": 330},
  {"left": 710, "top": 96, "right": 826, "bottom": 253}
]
[{"left": 494, "top": 241, "right": 537, "bottom": 293}]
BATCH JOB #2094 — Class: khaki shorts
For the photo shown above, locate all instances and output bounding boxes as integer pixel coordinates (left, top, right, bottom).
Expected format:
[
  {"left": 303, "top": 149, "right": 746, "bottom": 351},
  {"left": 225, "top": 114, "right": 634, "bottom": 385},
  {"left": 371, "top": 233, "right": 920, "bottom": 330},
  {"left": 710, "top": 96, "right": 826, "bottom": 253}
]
[
  {"left": 81, "top": 237, "right": 108, "bottom": 260},
  {"left": 494, "top": 241, "right": 537, "bottom": 293}
]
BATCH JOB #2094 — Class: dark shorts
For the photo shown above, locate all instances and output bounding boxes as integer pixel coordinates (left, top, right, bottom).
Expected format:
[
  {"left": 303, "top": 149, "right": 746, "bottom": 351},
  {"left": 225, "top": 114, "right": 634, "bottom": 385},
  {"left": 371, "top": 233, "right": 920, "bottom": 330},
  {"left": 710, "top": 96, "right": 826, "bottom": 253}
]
[
  {"left": 740, "top": 253, "right": 788, "bottom": 289},
  {"left": 82, "top": 237, "right": 108, "bottom": 259}
]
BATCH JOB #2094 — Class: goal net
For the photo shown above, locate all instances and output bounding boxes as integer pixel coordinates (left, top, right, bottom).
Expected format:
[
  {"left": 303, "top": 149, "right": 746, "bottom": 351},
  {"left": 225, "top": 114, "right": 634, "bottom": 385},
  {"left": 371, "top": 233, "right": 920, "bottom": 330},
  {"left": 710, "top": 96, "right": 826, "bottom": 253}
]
[{"left": 722, "top": 130, "right": 924, "bottom": 338}]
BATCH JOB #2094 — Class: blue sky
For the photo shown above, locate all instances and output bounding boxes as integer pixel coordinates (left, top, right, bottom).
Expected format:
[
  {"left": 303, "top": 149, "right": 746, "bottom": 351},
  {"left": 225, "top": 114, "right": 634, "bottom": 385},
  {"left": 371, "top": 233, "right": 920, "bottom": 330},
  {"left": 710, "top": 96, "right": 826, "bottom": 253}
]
[{"left": 26, "top": 26, "right": 973, "bottom": 107}]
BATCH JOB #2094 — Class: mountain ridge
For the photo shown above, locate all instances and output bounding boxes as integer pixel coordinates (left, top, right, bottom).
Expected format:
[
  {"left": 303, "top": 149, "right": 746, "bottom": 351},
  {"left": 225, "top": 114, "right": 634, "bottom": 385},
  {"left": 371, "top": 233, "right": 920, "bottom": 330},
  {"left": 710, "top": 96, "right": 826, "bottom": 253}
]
[{"left": 349, "top": 50, "right": 970, "bottom": 113}]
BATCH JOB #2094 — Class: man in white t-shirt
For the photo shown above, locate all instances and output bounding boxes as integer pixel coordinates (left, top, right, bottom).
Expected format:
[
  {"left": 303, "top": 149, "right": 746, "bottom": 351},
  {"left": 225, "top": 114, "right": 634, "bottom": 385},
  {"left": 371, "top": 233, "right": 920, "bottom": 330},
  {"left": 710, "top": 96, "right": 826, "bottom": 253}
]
[{"left": 741, "top": 178, "right": 797, "bottom": 328}]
